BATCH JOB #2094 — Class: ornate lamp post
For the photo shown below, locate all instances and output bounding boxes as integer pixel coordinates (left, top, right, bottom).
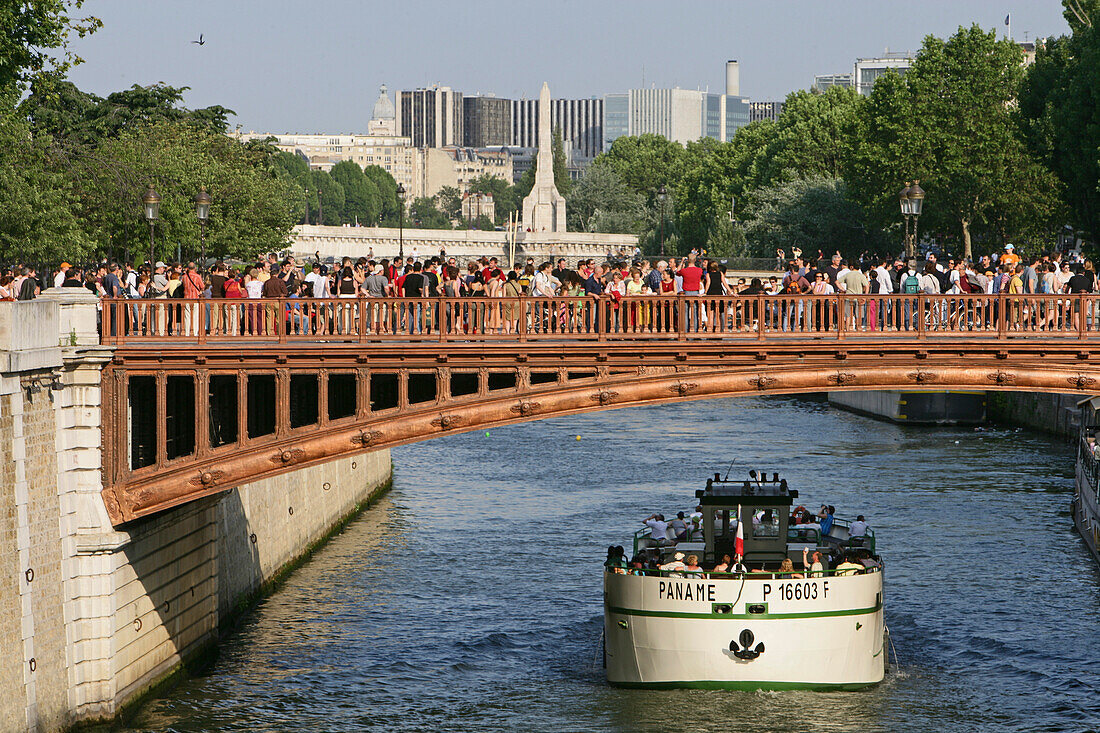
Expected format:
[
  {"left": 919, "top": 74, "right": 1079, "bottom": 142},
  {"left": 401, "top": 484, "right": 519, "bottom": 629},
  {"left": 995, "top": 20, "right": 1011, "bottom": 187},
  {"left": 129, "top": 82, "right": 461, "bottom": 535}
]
[
  {"left": 397, "top": 182, "right": 407, "bottom": 260},
  {"left": 195, "top": 187, "right": 211, "bottom": 267},
  {"left": 899, "top": 180, "right": 925, "bottom": 260},
  {"left": 657, "top": 185, "right": 667, "bottom": 256},
  {"left": 142, "top": 184, "right": 161, "bottom": 268}
]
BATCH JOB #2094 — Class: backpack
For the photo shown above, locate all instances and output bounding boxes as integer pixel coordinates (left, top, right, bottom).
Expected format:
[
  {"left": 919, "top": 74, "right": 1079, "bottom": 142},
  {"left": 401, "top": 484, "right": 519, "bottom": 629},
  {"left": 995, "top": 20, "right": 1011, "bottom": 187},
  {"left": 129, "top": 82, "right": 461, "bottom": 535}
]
[
  {"left": 869, "top": 276, "right": 881, "bottom": 294},
  {"left": 966, "top": 272, "right": 983, "bottom": 291},
  {"left": 902, "top": 273, "right": 921, "bottom": 294}
]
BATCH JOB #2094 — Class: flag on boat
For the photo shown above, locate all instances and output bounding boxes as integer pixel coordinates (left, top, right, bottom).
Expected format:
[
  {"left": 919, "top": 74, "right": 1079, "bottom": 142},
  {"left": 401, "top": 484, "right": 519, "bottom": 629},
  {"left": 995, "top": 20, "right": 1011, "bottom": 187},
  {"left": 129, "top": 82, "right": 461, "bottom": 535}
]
[{"left": 735, "top": 504, "right": 744, "bottom": 557}]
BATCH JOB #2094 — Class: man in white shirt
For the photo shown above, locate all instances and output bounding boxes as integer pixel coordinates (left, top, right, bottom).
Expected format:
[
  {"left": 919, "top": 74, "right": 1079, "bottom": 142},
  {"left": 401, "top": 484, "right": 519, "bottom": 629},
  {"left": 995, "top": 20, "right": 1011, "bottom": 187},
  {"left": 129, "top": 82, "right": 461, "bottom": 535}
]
[
  {"left": 643, "top": 513, "right": 671, "bottom": 545},
  {"left": 54, "top": 262, "right": 71, "bottom": 289},
  {"left": 849, "top": 515, "right": 868, "bottom": 538},
  {"left": 305, "top": 262, "right": 329, "bottom": 298}
]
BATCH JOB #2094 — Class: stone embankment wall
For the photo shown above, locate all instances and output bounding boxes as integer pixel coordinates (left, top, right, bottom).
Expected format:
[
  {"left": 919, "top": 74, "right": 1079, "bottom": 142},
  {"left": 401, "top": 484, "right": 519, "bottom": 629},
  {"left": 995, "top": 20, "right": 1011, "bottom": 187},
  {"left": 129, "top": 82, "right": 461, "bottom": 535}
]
[
  {"left": 0, "top": 293, "right": 392, "bottom": 732},
  {"left": 986, "top": 392, "right": 1081, "bottom": 441}
]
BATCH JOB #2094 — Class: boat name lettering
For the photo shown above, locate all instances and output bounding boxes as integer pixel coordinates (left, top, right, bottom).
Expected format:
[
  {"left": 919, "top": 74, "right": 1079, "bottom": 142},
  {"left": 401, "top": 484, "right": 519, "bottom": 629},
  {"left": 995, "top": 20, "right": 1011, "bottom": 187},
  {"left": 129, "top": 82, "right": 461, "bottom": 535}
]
[
  {"left": 763, "top": 581, "right": 828, "bottom": 602},
  {"left": 657, "top": 580, "right": 716, "bottom": 602}
]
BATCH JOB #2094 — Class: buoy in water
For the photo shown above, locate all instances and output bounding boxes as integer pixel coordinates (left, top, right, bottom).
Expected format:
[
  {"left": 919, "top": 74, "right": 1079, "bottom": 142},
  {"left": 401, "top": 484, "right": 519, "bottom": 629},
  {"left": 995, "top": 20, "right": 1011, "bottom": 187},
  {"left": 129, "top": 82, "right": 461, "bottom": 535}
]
[
  {"left": 485, "top": 431, "right": 490, "bottom": 437},
  {"left": 576, "top": 435, "right": 582, "bottom": 440}
]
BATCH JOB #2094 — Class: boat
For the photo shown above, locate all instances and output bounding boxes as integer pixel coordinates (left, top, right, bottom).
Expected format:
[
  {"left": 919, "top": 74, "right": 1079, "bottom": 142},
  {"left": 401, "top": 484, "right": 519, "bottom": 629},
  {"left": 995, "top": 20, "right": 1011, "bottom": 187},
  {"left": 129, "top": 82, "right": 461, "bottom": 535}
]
[
  {"left": 603, "top": 470, "right": 886, "bottom": 690},
  {"left": 1073, "top": 397, "right": 1100, "bottom": 564}
]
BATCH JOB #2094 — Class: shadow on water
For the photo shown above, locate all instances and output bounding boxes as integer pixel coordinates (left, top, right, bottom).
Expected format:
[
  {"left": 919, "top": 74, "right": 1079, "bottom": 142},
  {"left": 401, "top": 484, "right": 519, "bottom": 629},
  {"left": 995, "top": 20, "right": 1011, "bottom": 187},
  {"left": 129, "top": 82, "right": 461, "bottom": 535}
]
[{"left": 119, "top": 395, "right": 1100, "bottom": 733}]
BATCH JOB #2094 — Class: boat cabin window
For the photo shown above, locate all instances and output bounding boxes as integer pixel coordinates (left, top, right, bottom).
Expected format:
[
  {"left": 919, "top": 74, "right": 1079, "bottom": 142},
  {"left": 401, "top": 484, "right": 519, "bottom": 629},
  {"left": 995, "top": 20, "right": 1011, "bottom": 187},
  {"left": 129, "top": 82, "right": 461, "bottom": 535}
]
[{"left": 752, "top": 508, "right": 780, "bottom": 538}]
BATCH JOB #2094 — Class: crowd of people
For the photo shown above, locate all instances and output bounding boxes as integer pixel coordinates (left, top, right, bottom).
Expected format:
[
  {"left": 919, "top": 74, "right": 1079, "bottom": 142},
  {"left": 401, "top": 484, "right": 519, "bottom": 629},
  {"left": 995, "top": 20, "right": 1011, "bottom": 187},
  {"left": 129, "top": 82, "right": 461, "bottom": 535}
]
[
  {"left": 3, "top": 242, "right": 1098, "bottom": 337},
  {"left": 603, "top": 504, "right": 877, "bottom": 579}
]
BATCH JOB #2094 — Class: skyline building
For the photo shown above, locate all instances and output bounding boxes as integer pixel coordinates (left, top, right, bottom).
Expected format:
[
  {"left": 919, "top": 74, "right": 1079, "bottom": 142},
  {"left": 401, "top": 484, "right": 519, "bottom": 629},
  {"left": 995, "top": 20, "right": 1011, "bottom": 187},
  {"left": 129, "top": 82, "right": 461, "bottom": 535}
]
[
  {"left": 512, "top": 96, "right": 604, "bottom": 164},
  {"left": 396, "top": 85, "right": 464, "bottom": 148},
  {"left": 749, "top": 101, "right": 784, "bottom": 123},
  {"left": 462, "top": 95, "right": 512, "bottom": 147}
]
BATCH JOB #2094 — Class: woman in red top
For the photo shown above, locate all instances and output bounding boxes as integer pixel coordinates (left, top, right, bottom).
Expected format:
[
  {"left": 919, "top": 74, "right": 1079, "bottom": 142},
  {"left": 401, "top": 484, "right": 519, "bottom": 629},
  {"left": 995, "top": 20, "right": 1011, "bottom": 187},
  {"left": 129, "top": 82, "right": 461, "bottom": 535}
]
[{"left": 659, "top": 269, "right": 676, "bottom": 332}]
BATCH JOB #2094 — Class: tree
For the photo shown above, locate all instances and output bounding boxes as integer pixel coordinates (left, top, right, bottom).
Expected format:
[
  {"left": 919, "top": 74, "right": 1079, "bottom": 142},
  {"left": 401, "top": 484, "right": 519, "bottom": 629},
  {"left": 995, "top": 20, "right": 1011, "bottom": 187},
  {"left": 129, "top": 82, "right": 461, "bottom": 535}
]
[
  {"left": 22, "top": 80, "right": 233, "bottom": 144},
  {"left": 1019, "top": 1, "right": 1100, "bottom": 243},
  {"left": 0, "top": 115, "right": 93, "bottom": 261},
  {"left": 435, "top": 186, "right": 463, "bottom": 221},
  {"left": 467, "top": 173, "right": 519, "bottom": 225},
  {"left": 741, "top": 177, "right": 882, "bottom": 258},
  {"left": 408, "top": 197, "right": 452, "bottom": 229},
  {"left": 565, "top": 165, "right": 645, "bottom": 233},
  {"left": 551, "top": 127, "right": 572, "bottom": 196},
  {"left": 846, "top": 25, "right": 1061, "bottom": 259},
  {"left": 0, "top": 0, "right": 101, "bottom": 100},
  {"left": 758, "top": 86, "right": 864, "bottom": 186},
  {"left": 331, "top": 160, "right": 380, "bottom": 225},
  {"left": 363, "top": 165, "right": 400, "bottom": 224},
  {"left": 309, "top": 170, "right": 345, "bottom": 226},
  {"left": 67, "top": 119, "right": 298, "bottom": 262},
  {"left": 594, "top": 133, "right": 685, "bottom": 199}
]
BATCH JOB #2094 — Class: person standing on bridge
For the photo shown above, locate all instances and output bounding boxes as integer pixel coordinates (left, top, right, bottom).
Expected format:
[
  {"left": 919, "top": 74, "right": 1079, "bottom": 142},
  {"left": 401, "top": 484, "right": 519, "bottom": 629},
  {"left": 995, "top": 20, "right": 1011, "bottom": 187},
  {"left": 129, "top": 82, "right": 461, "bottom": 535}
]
[{"left": 677, "top": 254, "right": 705, "bottom": 332}]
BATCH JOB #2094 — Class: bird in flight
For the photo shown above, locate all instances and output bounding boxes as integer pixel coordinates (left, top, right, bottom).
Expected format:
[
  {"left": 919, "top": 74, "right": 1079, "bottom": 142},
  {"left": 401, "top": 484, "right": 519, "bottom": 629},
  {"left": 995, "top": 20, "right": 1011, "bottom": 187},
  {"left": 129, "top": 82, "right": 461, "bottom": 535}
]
[{"left": 192, "top": 34, "right": 205, "bottom": 46}]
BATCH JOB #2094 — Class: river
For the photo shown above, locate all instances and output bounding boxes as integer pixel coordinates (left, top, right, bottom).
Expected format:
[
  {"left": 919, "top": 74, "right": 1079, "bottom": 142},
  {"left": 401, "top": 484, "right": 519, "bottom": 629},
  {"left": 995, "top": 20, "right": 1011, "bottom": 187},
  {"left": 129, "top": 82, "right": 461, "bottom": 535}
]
[{"left": 119, "top": 396, "right": 1100, "bottom": 732}]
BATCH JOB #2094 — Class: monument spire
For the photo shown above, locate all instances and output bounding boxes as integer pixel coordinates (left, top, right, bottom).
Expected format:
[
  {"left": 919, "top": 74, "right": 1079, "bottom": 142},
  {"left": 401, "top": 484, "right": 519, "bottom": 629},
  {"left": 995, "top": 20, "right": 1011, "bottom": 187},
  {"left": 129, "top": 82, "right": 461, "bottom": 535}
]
[{"left": 522, "top": 82, "right": 567, "bottom": 234}]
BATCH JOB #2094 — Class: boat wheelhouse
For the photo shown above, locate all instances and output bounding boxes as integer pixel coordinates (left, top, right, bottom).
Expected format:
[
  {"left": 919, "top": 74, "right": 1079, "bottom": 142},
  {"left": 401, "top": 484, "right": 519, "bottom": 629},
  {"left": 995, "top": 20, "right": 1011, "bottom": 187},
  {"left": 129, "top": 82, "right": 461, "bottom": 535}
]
[{"left": 604, "top": 471, "right": 886, "bottom": 690}]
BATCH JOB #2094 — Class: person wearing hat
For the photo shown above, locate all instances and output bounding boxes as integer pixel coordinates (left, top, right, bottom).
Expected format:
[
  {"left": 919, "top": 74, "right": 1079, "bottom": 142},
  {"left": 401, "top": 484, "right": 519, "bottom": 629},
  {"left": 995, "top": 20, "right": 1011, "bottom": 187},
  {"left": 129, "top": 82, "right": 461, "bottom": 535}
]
[
  {"left": 53, "top": 262, "right": 72, "bottom": 289},
  {"left": 659, "top": 552, "right": 688, "bottom": 575},
  {"left": 1001, "top": 243, "right": 1020, "bottom": 268}
]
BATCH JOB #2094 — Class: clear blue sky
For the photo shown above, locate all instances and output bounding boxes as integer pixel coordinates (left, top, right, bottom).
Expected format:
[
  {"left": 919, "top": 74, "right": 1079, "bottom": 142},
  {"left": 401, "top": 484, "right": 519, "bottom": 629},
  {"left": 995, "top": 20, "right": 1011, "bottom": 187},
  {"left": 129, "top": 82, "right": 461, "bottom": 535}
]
[{"left": 67, "top": 0, "right": 1069, "bottom": 134}]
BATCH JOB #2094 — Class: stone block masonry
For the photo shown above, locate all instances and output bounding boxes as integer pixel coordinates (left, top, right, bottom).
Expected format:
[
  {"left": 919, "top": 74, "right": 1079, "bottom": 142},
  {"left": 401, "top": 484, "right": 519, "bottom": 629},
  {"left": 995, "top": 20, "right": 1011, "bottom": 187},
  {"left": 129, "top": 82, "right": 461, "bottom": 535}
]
[{"left": 0, "top": 294, "right": 392, "bottom": 732}]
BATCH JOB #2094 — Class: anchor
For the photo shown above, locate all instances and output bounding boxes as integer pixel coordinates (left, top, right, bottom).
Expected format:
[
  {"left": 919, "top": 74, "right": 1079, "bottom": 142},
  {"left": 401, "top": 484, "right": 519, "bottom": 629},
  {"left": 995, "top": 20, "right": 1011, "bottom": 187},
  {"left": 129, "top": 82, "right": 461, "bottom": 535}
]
[{"left": 729, "top": 629, "right": 765, "bottom": 660}]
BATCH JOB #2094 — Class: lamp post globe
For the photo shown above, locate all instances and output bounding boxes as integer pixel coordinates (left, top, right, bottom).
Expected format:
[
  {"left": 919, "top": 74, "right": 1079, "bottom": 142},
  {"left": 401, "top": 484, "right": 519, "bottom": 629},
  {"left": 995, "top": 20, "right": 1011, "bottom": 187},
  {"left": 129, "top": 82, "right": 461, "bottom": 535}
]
[
  {"left": 142, "top": 185, "right": 161, "bottom": 268},
  {"left": 908, "top": 180, "right": 925, "bottom": 218},
  {"left": 195, "top": 187, "right": 212, "bottom": 267}
]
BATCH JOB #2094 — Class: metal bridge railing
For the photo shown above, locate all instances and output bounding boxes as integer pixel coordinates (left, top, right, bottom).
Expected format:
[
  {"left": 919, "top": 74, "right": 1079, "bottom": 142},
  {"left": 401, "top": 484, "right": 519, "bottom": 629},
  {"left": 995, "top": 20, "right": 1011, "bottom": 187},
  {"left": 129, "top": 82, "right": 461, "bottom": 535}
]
[{"left": 99, "top": 293, "right": 1100, "bottom": 345}]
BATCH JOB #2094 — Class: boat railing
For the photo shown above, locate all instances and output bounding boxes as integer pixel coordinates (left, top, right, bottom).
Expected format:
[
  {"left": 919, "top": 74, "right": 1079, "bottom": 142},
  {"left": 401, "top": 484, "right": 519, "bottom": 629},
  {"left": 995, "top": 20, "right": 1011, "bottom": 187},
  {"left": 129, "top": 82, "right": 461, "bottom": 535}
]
[
  {"left": 1079, "top": 436, "right": 1100, "bottom": 497},
  {"left": 606, "top": 566, "right": 882, "bottom": 579},
  {"left": 633, "top": 517, "right": 874, "bottom": 557},
  {"left": 826, "top": 518, "right": 876, "bottom": 554}
]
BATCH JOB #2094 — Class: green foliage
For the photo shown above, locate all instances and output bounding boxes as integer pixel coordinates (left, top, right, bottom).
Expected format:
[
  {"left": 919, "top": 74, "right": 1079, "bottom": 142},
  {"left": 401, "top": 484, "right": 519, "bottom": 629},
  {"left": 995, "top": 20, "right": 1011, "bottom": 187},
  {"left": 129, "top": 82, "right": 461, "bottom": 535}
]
[
  {"left": 551, "top": 127, "right": 572, "bottom": 196},
  {"left": 435, "top": 186, "right": 463, "bottom": 220},
  {"left": 741, "top": 177, "right": 883, "bottom": 258},
  {"left": 408, "top": 197, "right": 452, "bottom": 229},
  {"left": 706, "top": 217, "right": 748, "bottom": 258},
  {"left": 565, "top": 164, "right": 646, "bottom": 233},
  {"left": 310, "top": 169, "right": 345, "bottom": 226},
  {"left": 68, "top": 120, "right": 298, "bottom": 262},
  {"left": 596, "top": 133, "right": 685, "bottom": 199},
  {"left": 363, "top": 165, "right": 401, "bottom": 223},
  {"left": 845, "top": 24, "right": 1062, "bottom": 257},
  {"left": 0, "top": 115, "right": 92, "bottom": 261},
  {"left": 331, "top": 160, "right": 380, "bottom": 226},
  {"left": 23, "top": 80, "right": 233, "bottom": 144},
  {"left": 0, "top": 0, "right": 101, "bottom": 100},
  {"left": 468, "top": 173, "right": 519, "bottom": 225},
  {"left": 1019, "top": 2, "right": 1100, "bottom": 243}
]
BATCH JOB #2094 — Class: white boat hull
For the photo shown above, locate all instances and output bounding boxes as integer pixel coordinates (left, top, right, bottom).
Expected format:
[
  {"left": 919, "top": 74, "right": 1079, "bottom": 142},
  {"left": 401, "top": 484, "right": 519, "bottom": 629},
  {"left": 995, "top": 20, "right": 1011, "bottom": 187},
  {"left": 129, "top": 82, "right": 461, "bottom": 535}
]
[{"left": 604, "top": 571, "right": 885, "bottom": 689}]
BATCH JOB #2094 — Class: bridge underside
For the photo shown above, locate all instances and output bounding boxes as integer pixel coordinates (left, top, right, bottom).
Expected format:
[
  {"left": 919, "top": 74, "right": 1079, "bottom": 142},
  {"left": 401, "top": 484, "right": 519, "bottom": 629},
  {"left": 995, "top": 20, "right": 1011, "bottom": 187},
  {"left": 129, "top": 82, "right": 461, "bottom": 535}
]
[{"left": 101, "top": 340, "right": 1100, "bottom": 525}]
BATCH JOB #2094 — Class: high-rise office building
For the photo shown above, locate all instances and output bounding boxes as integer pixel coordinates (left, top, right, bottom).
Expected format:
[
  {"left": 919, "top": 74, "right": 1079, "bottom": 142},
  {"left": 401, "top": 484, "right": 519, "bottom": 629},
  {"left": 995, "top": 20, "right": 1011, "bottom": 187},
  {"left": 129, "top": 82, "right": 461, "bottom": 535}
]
[
  {"left": 853, "top": 53, "right": 914, "bottom": 95},
  {"left": 610, "top": 88, "right": 749, "bottom": 147},
  {"left": 603, "top": 94, "right": 629, "bottom": 151},
  {"left": 749, "top": 101, "right": 784, "bottom": 123},
  {"left": 463, "top": 96, "right": 512, "bottom": 147},
  {"left": 512, "top": 96, "right": 603, "bottom": 164},
  {"left": 812, "top": 73, "right": 853, "bottom": 92},
  {"left": 396, "top": 85, "right": 464, "bottom": 148}
]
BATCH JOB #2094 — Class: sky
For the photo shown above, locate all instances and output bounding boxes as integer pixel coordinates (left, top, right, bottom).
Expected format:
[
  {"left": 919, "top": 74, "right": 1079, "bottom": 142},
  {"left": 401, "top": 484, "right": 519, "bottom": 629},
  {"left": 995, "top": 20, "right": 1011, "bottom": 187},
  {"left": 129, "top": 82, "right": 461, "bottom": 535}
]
[{"left": 66, "top": 0, "right": 1070, "bottom": 134}]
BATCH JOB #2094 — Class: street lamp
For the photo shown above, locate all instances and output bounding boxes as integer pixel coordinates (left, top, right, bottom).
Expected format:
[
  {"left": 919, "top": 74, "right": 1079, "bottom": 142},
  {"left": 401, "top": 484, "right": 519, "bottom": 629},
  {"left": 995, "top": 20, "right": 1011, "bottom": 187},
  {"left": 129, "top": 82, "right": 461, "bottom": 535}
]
[
  {"left": 899, "top": 180, "right": 925, "bottom": 259},
  {"left": 397, "top": 182, "right": 407, "bottom": 260},
  {"left": 142, "top": 184, "right": 161, "bottom": 268},
  {"left": 657, "top": 185, "right": 668, "bottom": 256},
  {"left": 195, "top": 186, "right": 211, "bottom": 267}
]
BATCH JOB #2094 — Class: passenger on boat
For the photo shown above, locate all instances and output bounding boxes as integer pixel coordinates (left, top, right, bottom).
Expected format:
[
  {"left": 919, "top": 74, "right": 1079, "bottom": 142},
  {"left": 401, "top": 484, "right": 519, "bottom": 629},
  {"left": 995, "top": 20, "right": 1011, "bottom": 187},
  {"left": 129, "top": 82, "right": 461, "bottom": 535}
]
[
  {"left": 818, "top": 505, "right": 835, "bottom": 536},
  {"left": 778, "top": 558, "right": 805, "bottom": 579},
  {"left": 835, "top": 553, "right": 864, "bottom": 576},
  {"left": 628, "top": 557, "right": 646, "bottom": 575},
  {"left": 669, "top": 512, "right": 690, "bottom": 542},
  {"left": 856, "top": 549, "right": 881, "bottom": 570},
  {"left": 712, "top": 553, "right": 734, "bottom": 573},
  {"left": 683, "top": 555, "right": 704, "bottom": 576},
  {"left": 604, "top": 545, "right": 627, "bottom": 574},
  {"left": 790, "top": 505, "right": 814, "bottom": 525},
  {"left": 849, "top": 515, "right": 868, "bottom": 539},
  {"left": 659, "top": 551, "right": 688, "bottom": 576},
  {"left": 802, "top": 547, "right": 826, "bottom": 577},
  {"left": 643, "top": 513, "right": 673, "bottom": 545}
]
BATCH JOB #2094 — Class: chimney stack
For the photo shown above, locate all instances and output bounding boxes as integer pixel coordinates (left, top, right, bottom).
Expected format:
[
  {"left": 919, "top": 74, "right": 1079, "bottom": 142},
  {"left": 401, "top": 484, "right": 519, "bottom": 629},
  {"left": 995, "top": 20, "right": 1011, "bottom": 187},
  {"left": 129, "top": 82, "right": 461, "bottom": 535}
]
[{"left": 725, "top": 60, "right": 740, "bottom": 97}]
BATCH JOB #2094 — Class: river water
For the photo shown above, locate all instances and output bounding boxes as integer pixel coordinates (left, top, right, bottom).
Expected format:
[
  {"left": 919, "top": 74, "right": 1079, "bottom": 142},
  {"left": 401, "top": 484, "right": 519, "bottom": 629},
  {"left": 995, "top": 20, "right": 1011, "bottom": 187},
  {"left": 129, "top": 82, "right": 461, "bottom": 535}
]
[{"left": 121, "top": 396, "right": 1100, "bottom": 733}]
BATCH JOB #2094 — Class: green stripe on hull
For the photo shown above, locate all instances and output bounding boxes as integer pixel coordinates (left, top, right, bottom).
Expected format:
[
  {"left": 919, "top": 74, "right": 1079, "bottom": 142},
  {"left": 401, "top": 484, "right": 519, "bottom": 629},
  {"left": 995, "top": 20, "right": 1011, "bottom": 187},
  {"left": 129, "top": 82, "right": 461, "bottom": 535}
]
[
  {"left": 609, "top": 679, "right": 882, "bottom": 691},
  {"left": 607, "top": 602, "right": 882, "bottom": 621}
]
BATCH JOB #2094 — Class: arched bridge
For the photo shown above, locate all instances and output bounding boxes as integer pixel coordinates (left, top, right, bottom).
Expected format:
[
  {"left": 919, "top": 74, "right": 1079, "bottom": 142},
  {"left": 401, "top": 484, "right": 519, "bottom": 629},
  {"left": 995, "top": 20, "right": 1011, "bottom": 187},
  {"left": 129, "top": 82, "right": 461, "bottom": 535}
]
[{"left": 100, "top": 293, "right": 1100, "bottom": 525}]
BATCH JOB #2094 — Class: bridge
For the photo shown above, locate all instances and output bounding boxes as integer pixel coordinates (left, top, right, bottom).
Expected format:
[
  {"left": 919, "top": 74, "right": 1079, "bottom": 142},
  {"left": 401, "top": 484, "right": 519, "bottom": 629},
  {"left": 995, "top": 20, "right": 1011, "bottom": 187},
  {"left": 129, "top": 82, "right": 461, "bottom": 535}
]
[{"left": 100, "top": 292, "right": 1100, "bottom": 525}]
